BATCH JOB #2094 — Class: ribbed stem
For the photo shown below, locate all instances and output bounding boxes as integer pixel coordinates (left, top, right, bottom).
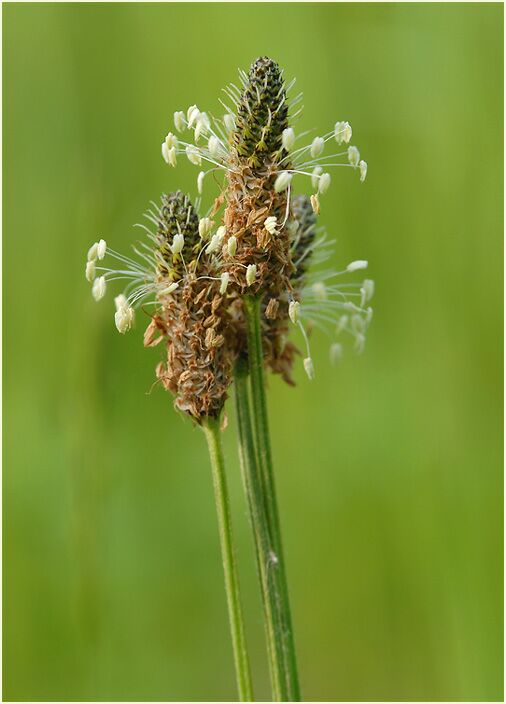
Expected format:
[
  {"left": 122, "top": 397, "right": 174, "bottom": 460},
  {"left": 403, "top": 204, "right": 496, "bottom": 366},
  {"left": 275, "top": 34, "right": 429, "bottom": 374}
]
[
  {"left": 243, "top": 296, "right": 301, "bottom": 701},
  {"left": 202, "top": 416, "right": 254, "bottom": 702},
  {"left": 235, "top": 359, "right": 284, "bottom": 700}
]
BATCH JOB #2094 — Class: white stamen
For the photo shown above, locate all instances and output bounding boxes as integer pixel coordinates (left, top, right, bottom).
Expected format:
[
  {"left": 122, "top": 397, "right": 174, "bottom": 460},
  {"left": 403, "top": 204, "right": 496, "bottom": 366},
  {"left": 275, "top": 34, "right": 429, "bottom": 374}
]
[
  {"left": 360, "top": 279, "right": 375, "bottom": 307},
  {"left": 359, "top": 160, "right": 368, "bottom": 182},
  {"left": 187, "top": 105, "right": 200, "bottom": 127},
  {"left": 347, "top": 260, "right": 368, "bottom": 272},
  {"left": 227, "top": 236, "right": 237, "bottom": 256},
  {"left": 164, "top": 132, "right": 178, "bottom": 150},
  {"left": 274, "top": 171, "right": 293, "bottom": 193},
  {"left": 311, "top": 166, "right": 323, "bottom": 190},
  {"left": 162, "top": 142, "right": 169, "bottom": 163},
  {"left": 348, "top": 146, "right": 360, "bottom": 167},
  {"left": 318, "top": 173, "right": 331, "bottom": 194},
  {"left": 354, "top": 333, "right": 366, "bottom": 354},
  {"left": 246, "top": 264, "right": 257, "bottom": 287},
  {"left": 336, "top": 315, "right": 349, "bottom": 334},
  {"left": 114, "top": 306, "right": 134, "bottom": 334},
  {"left": 289, "top": 300, "right": 300, "bottom": 324},
  {"left": 171, "top": 233, "right": 185, "bottom": 255},
  {"left": 219, "top": 272, "right": 230, "bottom": 294},
  {"left": 206, "top": 231, "right": 224, "bottom": 254},
  {"left": 311, "top": 137, "right": 324, "bottom": 158},
  {"left": 92, "top": 276, "right": 106, "bottom": 301},
  {"left": 186, "top": 145, "right": 202, "bottom": 166},
  {"left": 198, "top": 217, "right": 214, "bottom": 240},
  {"left": 310, "top": 194, "right": 320, "bottom": 215},
  {"left": 303, "top": 356, "right": 315, "bottom": 380},
  {"left": 366, "top": 307, "right": 374, "bottom": 325},
  {"left": 85, "top": 260, "right": 96, "bottom": 282},
  {"left": 174, "top": 111, "right": 186, "bottom": 132},
  {"left": 223, "top": 113, "right": 236, "bottom": 133},
  {"left": 352, "top": 314, "right": 365, "bottom": 334},
  {"left": 282, "top": 127, "right": 295, "bottom": 151}
]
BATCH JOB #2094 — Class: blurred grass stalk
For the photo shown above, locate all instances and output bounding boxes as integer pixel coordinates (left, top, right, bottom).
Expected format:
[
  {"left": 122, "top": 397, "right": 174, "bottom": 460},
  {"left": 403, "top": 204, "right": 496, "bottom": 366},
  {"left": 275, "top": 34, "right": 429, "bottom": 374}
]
[
  {"left": 201, "top": 416, "right": 254, "bottom": 701},
  {"left": 233, "top": 296, "right": 301, "bottom": 702}
]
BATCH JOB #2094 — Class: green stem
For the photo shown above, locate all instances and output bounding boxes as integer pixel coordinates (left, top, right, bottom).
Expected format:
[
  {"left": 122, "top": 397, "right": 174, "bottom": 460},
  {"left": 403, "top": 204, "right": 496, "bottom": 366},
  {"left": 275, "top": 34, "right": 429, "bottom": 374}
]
[
  {"left": 202, "top": 416, "right": 254, "bottom": 702},
  {"left": 234, "top": 359, "right": 284, "bottom": 701},
  {"left": 243, "top": 295, "right": 301, "bottom": 701}
]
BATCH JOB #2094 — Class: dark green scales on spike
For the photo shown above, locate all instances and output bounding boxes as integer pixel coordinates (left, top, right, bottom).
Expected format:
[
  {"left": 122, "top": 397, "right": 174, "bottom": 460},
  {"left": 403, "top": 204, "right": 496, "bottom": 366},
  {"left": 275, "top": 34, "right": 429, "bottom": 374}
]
[
  {"left": 290, "top": 195, "right": 317, "bottom": 283},
  {"left": 233, "top": 57, "right": 289, "bottom": 168},
  {"left": 155, "top": 191, "right": 200, "bottom": 280}
]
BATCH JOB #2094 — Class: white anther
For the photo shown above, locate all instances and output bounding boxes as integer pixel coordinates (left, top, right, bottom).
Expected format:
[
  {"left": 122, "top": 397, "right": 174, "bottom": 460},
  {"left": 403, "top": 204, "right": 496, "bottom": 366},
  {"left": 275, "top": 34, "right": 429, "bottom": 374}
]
[
  {"left": 187, "top": 105, "right": 200, "bottom": 127},
  {"left": 360, "top": 279, "right": 375, "bottom": 307},
  {"left": 366, "top": 307, "right": 374, "bottom": 325},
  {"left": 208, "top": 135, "right": 221, "bottom": 158},
  {"left": 310, "top": 193, "right": 320, "bottom": 215},
  {"left": 288, "top": 300, "right": 300, "bottom": 324},
  {"left": 219, "top": 272, "right": 230, "bottom": 294},
  {"left": 274, "top": 171, "right": 293, "bottom": 193},
  {"left": 264, "top": 216, "right": 279, "bottom": 235},
  {"left": 87, "top": 242, "right": 98, "bottom": 261},
  {"left": 174, "top": 111, "right": 186, "bottom": 132},
  {"left": 85, "top": 260, "right": 96, "bottom": 282},
  {"left": 312, "top": 281, "right": 327, "bottom": 301},
  {"left": 197, "top": 171, "right": 205, "bottom": 194},
  {"left": 311, "top": 166, "right": 323, "bottom": 190},
  {"left": 198, "top": 217, "right": 214, "bottom": 240},
  {"left": 223, "top": 113, "right": 236, "bottom": 133},
  {"left": 171, "top": 233, "right": 185, "bottom": 255},
  {"left": 114, "top": 294, "right": 128, "bottom": 311},
  {"left": 336, "top": 315, "right": 349, "bottom": 334},
  {"left": 303, "top": 357, "right": 315, "bottom": 380},
  {"left": 92, "top": 276, "right": 106, "bottom": 301},
  {"left": 246, "top": 264, "right": 257, "bottom": 286},
  {"left": 335, "top": 121, "right": 352, "bottom": 144},
  {"left": 282, "top": 127, "right": 295, "bottom": 151},
  {"left": 352, "top": 314, "right": 365, "bottom": 334},
  {"left": 348, "top": 146, "right": 360, "bottom": 167},
  {"left": 164, "top": 132, "right": 178, "bottom": 150},
  {"left": 186, "top": 145, "right": 201, "bottom": 165},
  {"left": 311, "top": 137, "right": 324, "bottom": 158},
  {"left": 159, "top": 282, "right": 179, "bottom": 295},
  {"left": 359, "top": 160, "right": 368, "bottom": 182},
  {"left": 346, "top": 260, "right": 368, "bottom": 272},
  {"left": 330, "top": 343, "right": 343, "bottom": 364},
  {"left": 227, "top": 236, "right": 237, "bottom": 256},
  {"left": 318, "top": 172, "right": 331, "bottom": 194}
]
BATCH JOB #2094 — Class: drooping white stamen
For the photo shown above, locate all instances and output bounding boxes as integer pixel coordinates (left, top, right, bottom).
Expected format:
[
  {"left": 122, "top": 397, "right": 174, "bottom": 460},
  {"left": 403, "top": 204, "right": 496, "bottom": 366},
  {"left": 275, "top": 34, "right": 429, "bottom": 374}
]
[
  {"left": 311, "top": 137, "right": 324, "bottom": 158},
  {"left": 114, "top": 293, "right": 128, "bottom": 311},
  {"left": 366, "top": 307, "right": 374, "bottom": 325},
  {"left": 171, "top": 233, "right": 185, "bottom": 255},
  {"left": 85, "top": 260, "right": 96, "bottom": 282},
  {"left": 336, "top": 315, "right": 349, "bottom": 334},
  {"left": 335, "top": 121, "right": 352, "bottom": 144},
  {"left": 186, "top": 145, "right": 202, "bottom": 166},
  {"left": 162, "top": 144, "right": 177, "bottom": 167},
  {"left": 174, "top": 111, "right": 186, "bottom": 132},
  {"left": 359, "top": 160, "right": 368, "bottom": 182},
  {"left": 303, "top": 356, "right": 315, "bottom": 380},
  {"left": 227, "top": 236, "right": 237, "bottom": 256},
  {"left": 264, "top": 216, "right": 279, "bottom": 236},
  {"left": 289, "top": 300, "right": 300, "bottom": 324},
  {"left": 310, "top": 194, "right": 320, "bottom": 215},
  {"left": 318, "top": 173, "right": 331, "bottom": 194},
  {"left": 348, "top": 146, "right": 360, "bottom": 167},
  {"left": 282, "top": 127, "right": 295, "bottom": 151},
  {"left": 246, "top": 264, "right": 257, "bottom": 286},
  {"left": 220, "top": 272, "right": 230, "bottom": 294},
  {"left": 274, "top": 171, "right": 293, "bottom": 193},
  {"left": 346, "top": 260, "right": 368, "bottom": 272},
  {"left": 223, "top": 113, "right": 236, "bottom": 133},
  {"left": 114, "top": 305, "right": 135, "bottom": 334},
  {"left": 206, "top": 231, "right": 224, "bottom": 254},
  {"left": 198, "top": 217, "right": 214, "bottom": 240},
  {"left": 354, "top": 333, "right": 366, "bottom": 354},
  {"left": 92, "top": 276, "right": 106, "bottom": 301},
  {"left": 311, "top": 166, "right": 323, "bottom": 190}
]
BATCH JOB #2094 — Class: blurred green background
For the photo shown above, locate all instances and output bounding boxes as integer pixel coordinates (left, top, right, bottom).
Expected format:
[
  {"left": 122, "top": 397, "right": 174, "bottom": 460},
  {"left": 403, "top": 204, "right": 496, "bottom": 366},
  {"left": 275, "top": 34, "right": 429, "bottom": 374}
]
[{"left": 3, "top": 2, "right": 503, "bottom": 701}]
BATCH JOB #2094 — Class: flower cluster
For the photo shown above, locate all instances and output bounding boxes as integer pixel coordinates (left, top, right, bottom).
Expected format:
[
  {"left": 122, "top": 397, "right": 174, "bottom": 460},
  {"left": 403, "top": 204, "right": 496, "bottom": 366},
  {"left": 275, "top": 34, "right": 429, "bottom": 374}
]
[{"left": 86, "top": 57, "right": 374, "bottom": 419}]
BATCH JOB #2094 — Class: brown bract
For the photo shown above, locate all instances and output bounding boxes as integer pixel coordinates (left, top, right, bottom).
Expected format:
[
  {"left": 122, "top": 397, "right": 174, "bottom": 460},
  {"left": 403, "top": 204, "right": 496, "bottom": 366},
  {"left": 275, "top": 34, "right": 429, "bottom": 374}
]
[{"left": 144, "top": 274, "right": 235, "bottom": 423}]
